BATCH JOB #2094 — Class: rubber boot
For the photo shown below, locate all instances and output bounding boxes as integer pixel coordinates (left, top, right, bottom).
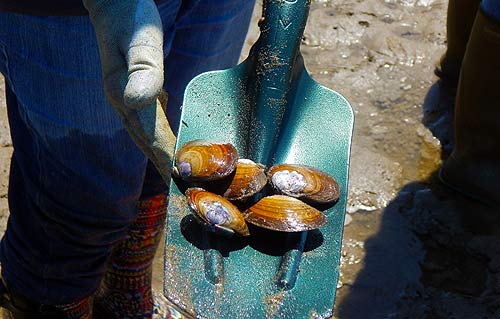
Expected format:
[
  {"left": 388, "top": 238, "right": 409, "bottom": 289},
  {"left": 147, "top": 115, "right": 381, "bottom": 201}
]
[
  {"left": 0, "top": 279, "right": 92, "bottom": 319},
  {"left": 439, "top": 8, "right": 500, "bottom": 208},
  {"left": 93, "top": 193, "right": 180, "bottom": 319},
  {"left": 435, "top": 0, "right": 481, "bottom": 87}
]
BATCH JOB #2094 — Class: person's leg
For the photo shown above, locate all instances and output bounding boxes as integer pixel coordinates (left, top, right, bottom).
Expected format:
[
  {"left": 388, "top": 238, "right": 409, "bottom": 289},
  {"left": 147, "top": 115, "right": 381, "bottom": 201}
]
[
  {"left": 162, "top": 0, "right": 256, "bottom": 133},
  {"left": 439, "top": 3, "right": 500, "bottom": 208},
  {"left": 0, "top": 82, "right": 94, "bottom": 319},
  {"left": 92, "top": 0, "right": 255, "bottom": 318},
  {"left": 0, "top": 263, "right": 92, "bottom": 318},
  {"left": 482, "top": 0, "right": 500, "bottom": 20},
  {"left": 435, "top": 0, "right": 481, "bottom": 87},
  {"left": 0, "top": 12, "right": 149, "bottom": 315},
  {"left": 93, "top": 192, "right": 169, "bottom": 318}
]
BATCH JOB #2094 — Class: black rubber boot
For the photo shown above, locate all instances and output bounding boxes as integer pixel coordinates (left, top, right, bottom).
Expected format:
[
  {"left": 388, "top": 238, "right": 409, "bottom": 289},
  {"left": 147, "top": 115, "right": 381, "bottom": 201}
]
[
  {"left": 435, "top": 0, "right": 481, "bottom": 87},
  {"left": 440, "top": 9, "right": 500, "bottom": 209}
]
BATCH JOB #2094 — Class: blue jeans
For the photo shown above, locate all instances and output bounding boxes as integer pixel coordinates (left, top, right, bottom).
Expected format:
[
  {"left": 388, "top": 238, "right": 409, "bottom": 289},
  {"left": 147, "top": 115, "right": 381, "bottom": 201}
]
[
  {"left": 483, "top": 0, "right": 500, "bottom": 21},
  {"left": 0, "top": 0, "right": 254, "bottom": 304}
]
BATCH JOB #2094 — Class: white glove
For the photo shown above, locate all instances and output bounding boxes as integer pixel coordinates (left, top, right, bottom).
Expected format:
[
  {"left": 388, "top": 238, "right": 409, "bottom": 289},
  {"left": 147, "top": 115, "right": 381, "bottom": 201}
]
[{"left": 84, "top": 0, "right": 176, "bottom": 182}]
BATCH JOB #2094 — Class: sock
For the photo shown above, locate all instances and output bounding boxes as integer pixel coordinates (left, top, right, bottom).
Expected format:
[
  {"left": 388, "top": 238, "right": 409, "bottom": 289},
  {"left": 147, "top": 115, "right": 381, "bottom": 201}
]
[
  {"left": 55, "top": 297, "right": 92, "bottom": 319},
  {"left": 94, "top": 193, "right": 169, "bottom": 319}
]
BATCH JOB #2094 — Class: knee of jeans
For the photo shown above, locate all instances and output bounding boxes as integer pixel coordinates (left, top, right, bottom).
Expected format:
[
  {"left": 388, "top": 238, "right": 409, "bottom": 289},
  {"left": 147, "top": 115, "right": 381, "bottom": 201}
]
[{"left": 0, "top": 188, "right": 127, "bottom": 305}]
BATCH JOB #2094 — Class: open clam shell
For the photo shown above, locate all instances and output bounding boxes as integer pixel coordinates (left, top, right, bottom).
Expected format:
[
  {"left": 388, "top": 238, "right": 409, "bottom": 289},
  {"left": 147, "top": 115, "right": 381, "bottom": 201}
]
[
  {"left": 223, "top": 159, "right": 267, "bottom": 201},
  {"left": 267, "top": 164, "right": 340, "bottom": 204},
  {"left": 243, "top": 195, "right": 327, "bottom": 232},
  {"left": 185, "top": 187, "right": 250, "bottom": 236},
  {"left": 173, "top": 140, "right": 238, "bottom": 182}
]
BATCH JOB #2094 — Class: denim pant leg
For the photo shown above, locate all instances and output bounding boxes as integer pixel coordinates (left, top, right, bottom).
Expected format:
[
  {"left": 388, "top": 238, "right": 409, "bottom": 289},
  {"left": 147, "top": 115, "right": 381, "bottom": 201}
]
[
  {"left": 160, "top": 0, "right": 256, "bottom": 134},
  {"left": 0, "top": 14, "right": 152, "bottom": 304},
  {"left": 142, "top": 0, "right": 256, "bottom": 195},
  {"left": 482, "top": 0, "right": 500, "bottom": 21}
]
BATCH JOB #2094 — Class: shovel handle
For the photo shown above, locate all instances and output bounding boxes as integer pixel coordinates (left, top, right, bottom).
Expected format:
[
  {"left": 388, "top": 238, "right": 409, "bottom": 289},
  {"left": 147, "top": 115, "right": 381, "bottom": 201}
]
[
  {"left": 258, "top": 0, "right": 310, "bottom": 79},
  {"left": 249, "top": 0, "right": 311, "bottom": 164},
  {"left": 254, "top": 0, "right": 311, "bottom": 290}
]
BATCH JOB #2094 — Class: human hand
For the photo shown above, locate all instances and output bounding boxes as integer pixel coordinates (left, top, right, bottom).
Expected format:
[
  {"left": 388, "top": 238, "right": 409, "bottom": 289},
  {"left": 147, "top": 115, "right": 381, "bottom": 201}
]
[
  {"left": 84, "top": 0, "right": 176, "bottom": 182},
  {"left": 84, "top": 0, "right": 163, "bottom": 111}
]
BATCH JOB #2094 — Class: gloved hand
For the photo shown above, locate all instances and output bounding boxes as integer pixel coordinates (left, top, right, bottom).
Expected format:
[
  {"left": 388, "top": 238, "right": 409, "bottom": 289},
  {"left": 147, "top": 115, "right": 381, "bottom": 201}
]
[{"left": 83, "top": 0, "right": 176, "bottom": 183}]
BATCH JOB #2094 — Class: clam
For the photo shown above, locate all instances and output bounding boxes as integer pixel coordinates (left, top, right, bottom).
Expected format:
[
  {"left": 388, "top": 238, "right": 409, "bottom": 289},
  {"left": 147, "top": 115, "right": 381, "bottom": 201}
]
[
  {"left": 267, "top": 164, "right": 340, "bottom": 204},
  {"left": 173, "top": 140, "right": 238, "bottom": 182},
  {"left": 223, "top": 159, "right": 267, "bottom": 201},
  {"left": 243, "top": 195, "right": 327, "bottom": 232},
  {"left": 185, "top": 187, "right": 250, "bottom": 236}
]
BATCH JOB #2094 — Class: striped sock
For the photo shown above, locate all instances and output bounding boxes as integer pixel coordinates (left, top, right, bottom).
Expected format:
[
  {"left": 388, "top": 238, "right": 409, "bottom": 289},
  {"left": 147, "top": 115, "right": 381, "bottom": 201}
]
[
  {"left": 55, "top": 297, "right": 92, "bottom": 319},
  {"left": 94, "top": 193, "right": 170, "bottom": 319}
]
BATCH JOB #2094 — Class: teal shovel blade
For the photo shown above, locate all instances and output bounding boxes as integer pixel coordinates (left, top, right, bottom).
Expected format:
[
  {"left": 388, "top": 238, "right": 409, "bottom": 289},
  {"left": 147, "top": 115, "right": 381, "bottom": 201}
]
[{"left": 163, "top": 1, "right": 354, "bottom": 318}]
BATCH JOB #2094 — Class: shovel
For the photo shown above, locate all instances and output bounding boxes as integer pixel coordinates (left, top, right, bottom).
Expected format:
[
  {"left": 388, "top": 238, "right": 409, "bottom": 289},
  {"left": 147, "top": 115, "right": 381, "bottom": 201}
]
[{"left": 163, "top": 0, "right": 354, "bottom": 318}]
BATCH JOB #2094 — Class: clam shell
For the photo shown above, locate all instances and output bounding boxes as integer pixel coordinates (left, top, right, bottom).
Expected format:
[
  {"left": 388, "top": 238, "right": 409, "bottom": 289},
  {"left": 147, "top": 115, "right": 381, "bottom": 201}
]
[
  {"left": 185, "top": 188, "right": 250, "bottom": 236},
  {"left": 174, "top": 140, "right": 238, "bottom": 182},
  {"left": 223, "top": 159, "right": 267, "bottom": 201},
  {"left": 243, "top": 195, "right": 327, "bottom": 232},
  {"left": 268, "top": 164, "right": 340, "bottom": 204}
]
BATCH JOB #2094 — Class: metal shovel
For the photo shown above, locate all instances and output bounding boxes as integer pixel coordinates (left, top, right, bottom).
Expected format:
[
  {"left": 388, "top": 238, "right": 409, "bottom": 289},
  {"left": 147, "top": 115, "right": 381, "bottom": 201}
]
[{"left": 163, "top": 0, "right": 354, "bottom": 317}]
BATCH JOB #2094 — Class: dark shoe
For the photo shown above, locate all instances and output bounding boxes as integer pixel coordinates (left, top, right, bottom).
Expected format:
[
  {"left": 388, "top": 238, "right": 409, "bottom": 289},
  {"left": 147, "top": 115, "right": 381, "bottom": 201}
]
[{"left": 0, "top": 278, "right": 91, "bottom": 319}]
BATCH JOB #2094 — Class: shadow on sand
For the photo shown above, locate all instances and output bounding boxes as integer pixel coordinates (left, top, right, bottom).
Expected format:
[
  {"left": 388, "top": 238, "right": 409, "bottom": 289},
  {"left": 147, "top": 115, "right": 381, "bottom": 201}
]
[{"left": 335, "top": 80, "right": 500, "bottom": 319}]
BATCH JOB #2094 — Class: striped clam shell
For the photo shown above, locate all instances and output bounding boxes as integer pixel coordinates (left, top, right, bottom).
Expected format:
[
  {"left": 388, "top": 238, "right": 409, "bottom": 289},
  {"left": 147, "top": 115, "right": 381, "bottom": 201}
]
[
  {"left": 267, "top": 164, "right": 340, "bottom": 204},
  {"left": 243, "top": 195, "right": 327, "bottom": 232},
  {"left": 173, "top": 140, "right": 238, "bottom": 182},
  {"left": 185, "top": 187, "right": 250, "bottom": 236},
  {"left": 223, "top": 159, "right": 267, "bottom": 201}
]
